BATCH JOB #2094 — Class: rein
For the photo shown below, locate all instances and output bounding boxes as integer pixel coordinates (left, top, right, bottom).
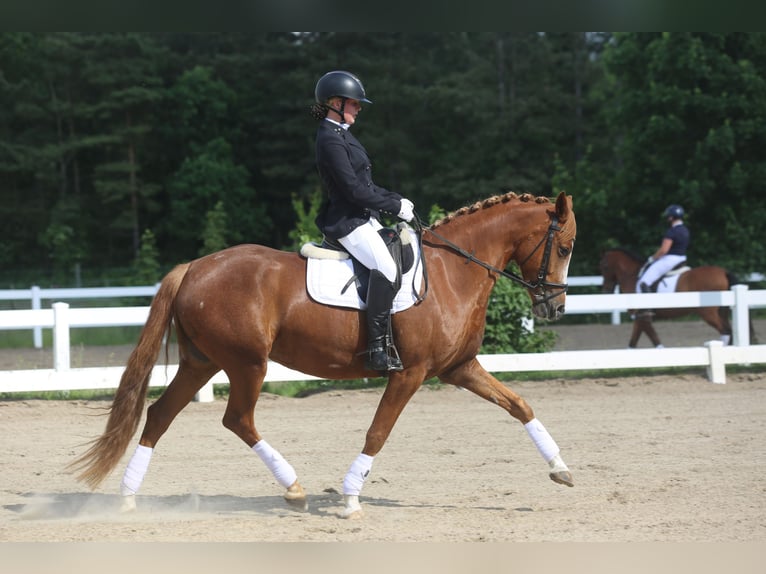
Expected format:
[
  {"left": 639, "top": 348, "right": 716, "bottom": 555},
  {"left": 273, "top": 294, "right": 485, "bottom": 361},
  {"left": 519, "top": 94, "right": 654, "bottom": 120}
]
[{"left": 415, "top": 213, "right": 568, "bottom": 306}]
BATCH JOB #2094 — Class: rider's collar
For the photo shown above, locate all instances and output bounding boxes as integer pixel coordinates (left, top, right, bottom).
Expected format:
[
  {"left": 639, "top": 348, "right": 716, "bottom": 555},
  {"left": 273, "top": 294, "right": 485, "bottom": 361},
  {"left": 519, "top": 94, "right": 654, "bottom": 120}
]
[{"left": 324, "top": 118, "right": 350, "bottom": 130}]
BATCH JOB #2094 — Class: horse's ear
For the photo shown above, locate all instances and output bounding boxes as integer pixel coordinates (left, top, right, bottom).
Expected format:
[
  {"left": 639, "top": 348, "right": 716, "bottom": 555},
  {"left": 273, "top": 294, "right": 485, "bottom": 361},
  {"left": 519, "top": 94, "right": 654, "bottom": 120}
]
[{"left": 554, "top": 192, "right": 571, "bottom": 222}]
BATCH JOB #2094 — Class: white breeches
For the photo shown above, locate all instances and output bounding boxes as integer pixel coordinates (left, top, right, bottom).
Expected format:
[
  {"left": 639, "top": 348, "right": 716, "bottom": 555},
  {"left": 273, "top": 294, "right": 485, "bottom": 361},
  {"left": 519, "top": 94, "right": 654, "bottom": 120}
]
[
  {"left": 637, "top": 254, "right": 686, "bottom": 292},
  {"left": 338, "top": 218, "right": 398, "bottom": 283}
]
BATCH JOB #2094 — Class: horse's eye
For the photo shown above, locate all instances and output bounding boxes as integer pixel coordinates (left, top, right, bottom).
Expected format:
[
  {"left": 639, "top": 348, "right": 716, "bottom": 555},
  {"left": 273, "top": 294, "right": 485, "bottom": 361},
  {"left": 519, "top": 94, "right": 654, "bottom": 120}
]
[{"left": 558, "top": 246, "right": 571, "bottom": 257}]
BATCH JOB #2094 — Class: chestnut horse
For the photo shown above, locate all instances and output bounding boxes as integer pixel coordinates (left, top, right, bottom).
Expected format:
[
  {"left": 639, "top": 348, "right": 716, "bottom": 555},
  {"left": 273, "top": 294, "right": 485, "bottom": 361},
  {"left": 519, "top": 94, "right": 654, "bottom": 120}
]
[
  {"left": 599, "top": 248, "right": 744, "bottom": 348},
  {"left": 70, "top": 191, "right": 576, "bottom": 518}
]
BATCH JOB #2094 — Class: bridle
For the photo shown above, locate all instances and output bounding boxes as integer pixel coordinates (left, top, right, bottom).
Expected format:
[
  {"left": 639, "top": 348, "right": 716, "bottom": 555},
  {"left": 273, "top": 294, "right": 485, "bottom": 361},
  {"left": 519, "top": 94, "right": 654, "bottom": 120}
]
[{"left": 413, "top": 214, "right": 569, "bottom": 306}]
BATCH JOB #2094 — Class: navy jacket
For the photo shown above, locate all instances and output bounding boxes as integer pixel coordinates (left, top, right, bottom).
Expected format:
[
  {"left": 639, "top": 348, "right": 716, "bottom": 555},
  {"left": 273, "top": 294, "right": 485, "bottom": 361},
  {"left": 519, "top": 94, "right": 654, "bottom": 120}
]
[
  {"left": 664, "top": 223, "right": 690, "bottom": 256},
  {"left": 315, "top": 120, "right": 404, "bottom": 240}
]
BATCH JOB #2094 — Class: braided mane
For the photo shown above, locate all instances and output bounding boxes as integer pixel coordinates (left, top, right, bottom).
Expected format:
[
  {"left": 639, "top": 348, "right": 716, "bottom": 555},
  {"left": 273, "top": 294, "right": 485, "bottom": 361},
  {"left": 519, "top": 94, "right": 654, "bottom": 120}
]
[{"left": 431, "top": 192, "right": 552, "bottom": 229}]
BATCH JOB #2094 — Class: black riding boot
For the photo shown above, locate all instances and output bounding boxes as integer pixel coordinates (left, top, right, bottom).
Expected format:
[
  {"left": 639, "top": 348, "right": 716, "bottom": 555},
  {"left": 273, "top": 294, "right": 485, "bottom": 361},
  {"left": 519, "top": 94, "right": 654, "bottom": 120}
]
[
  {"left": 637, "top": 282, "right": 655, "bottom": 317},
  {"left": 364, "top": 269, "right": 403, "bottom": 372}
]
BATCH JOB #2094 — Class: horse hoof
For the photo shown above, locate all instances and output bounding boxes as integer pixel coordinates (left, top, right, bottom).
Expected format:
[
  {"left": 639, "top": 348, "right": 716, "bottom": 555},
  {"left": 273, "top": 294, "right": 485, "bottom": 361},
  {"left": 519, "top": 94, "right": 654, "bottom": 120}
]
[
  {"left": 549, "top": 470, "right": 574, "bottom": 487},
  {"left": 284, "top": 482, "right": 308, "bottom": 511},
  {"left": 284, "top": 481, "right": 306, "bottom": 500},
  {"left": 120, "top": 495, "right": 137, "bottom": 513},
  {"left": 341, "top": 494, "right": 364, "bottom": 519}
]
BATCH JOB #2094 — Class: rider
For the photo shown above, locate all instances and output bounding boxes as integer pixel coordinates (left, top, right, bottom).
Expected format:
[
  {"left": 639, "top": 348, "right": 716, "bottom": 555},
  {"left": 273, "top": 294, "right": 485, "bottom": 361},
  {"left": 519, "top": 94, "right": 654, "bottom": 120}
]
[
  {"left": 310, "top": 70, "right": 416, "bottom": 372},
  {"left": 636, "top": 204, "right": 690, "bottom": 294}
]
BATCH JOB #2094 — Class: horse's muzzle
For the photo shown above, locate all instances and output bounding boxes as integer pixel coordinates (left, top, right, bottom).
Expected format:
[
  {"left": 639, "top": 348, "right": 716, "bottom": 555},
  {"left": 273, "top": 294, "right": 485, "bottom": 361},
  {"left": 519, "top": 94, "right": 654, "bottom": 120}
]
[{"left": 532, "top": 298, "right": 566, "bottom": 321}]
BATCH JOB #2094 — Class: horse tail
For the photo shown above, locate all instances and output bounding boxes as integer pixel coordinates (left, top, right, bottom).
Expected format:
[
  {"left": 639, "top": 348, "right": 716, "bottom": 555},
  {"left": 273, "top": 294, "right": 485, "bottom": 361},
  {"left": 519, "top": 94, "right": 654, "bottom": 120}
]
[
  {"left": 68, "top": 263, "right": 190, "bottom": 489},
  {"left": 725, "top": 270, "right": 740, "bottom": 289}
]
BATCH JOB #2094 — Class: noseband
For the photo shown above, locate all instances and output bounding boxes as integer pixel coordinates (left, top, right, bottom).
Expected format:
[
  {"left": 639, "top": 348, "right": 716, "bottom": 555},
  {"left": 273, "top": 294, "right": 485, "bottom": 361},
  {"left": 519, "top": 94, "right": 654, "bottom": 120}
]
[
  {"left": 516, "top": 215, "right": 569, "bottom": 305},
  {"left": 424, "top": 215, "right": 568, "bottom": 306}
]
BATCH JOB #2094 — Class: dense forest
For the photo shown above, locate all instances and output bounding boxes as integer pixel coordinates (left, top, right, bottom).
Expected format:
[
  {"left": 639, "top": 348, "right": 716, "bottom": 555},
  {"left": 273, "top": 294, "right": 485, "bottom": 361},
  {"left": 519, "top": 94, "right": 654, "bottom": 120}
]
[{"left": 1, "top": 32, "right": 765, "bottom": 288}]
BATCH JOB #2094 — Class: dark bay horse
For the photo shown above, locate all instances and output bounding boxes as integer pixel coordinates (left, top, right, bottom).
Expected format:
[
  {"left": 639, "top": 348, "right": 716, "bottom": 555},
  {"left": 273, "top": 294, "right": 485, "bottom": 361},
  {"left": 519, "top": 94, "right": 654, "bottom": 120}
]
[
  {"left": 70, "top": 191, "right": 577, "bottom": 518},
  {"left": 599, "top": 248, "right": 742, "bottom": 348}
]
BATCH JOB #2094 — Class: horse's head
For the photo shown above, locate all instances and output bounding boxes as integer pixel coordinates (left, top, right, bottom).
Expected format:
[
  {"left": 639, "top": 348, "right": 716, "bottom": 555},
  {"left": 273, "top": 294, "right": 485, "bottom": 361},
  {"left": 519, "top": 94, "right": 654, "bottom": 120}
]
[
  {"left": 599, "top": 248, "right": 642, "bottom": 293},
  {"left": 516, "top": 192, "right": 576, "bottom": 321}
]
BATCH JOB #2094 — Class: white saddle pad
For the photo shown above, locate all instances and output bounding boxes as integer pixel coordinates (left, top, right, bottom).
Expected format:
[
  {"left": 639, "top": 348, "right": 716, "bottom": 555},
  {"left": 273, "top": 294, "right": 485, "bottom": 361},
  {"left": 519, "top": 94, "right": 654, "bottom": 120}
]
[
  {"left": 656, "top": 273, "right": 681, "bottom": 293},
  {"left": 305, "top": 240, "right": 423, "bottom": 313}
]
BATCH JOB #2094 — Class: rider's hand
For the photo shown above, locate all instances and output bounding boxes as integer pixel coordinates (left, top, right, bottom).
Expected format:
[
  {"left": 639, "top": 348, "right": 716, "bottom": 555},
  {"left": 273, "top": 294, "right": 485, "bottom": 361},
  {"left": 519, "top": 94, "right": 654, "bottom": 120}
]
[{"left": 397, "top": 198, "right": 415, "bottom": 222}]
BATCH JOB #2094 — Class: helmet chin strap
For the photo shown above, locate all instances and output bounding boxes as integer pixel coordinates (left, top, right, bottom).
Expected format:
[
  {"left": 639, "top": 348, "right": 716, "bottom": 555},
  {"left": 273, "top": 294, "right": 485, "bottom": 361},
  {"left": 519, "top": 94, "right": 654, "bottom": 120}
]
[{"left": 327, "top": 97, "right": 348, "bottom": 123}]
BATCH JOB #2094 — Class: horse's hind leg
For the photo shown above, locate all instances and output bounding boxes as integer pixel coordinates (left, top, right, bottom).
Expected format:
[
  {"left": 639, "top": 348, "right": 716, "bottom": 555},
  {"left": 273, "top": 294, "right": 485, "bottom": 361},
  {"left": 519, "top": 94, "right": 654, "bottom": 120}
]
[
  {"left": 630, "top": 316, "right": 662, "bottom": 348},
  {"left": 440, "top": 358, "right": 573, "bottom": 488},
  {"left": 120, "top": 360, "right": 219, "bottom": 511},
  {"left": 221, "top": 362, "right": 306, "bottom": 509},
  {"left": 643, "top": 319, "right": 663, "bottom": 348},
  {"left": 699, "top": 307, "right": 732, "bottom": 344}
]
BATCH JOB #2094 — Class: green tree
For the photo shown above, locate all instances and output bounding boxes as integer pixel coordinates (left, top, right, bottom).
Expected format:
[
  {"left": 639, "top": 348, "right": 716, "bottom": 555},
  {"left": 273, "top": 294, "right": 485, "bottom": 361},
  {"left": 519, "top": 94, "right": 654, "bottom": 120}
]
[
  {"left": 0, "top": 33, "right": 91, "bottom": 274},
  {"left": 481, "top": 273, "right": 557, "bottom": 353},
  {"left": 551, "top": 150, "right": 611, "bottom": 275},
  {"left": 167, "top": 137, "right": 269, "bottom": 259},
  {"left": 39, "top": 221, "right": 86, "bottom": 284},
  {"left": 603, "top": 33, "right": 766, "bottom": 274},
  {"left": 132, "top": 228, "right": 160, "bottom": 285},
  {"left": 154, "top": 65, "right": 239, "bottom": 182},
  {"left": 79, "top": 33, "right": 167, "bottom": 259},
  {"left": 2, "top": 32, "right": 764, "bottom": 286},
  {"left": 287, "top": 188, "right": 323, "bottom": 251},
  {"left": 199, "top": 200, "right": 228, "bottom": 256}
]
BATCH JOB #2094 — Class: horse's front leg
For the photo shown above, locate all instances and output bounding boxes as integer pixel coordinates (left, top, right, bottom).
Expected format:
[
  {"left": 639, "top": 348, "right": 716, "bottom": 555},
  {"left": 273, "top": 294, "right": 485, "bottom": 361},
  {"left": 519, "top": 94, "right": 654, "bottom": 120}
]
[
  {"left": 439, "top": 358, "right": 573, "bottom": 488},
  {"left": 341, "top": 370, "right": 424, "bottom": 519},
  {"left": 628, "top": 317, "right": 643, "bottom": 347},
  {"left": 631, "top": 315, "right": 662, "bottom": 348},
  {"left": 643, "top": 318, "right": 663, "bottom": 348}
]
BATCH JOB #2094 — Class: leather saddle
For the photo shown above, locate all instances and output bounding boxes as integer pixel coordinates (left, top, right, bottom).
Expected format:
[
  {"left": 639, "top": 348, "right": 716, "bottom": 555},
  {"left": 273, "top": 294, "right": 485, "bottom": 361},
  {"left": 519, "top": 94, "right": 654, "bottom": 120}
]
[
  {"left": 300, "top": 224, "right": 416, "bottom": 303},
  {"left": 646, "top": 261, "right": 691, "bottom": 292}
]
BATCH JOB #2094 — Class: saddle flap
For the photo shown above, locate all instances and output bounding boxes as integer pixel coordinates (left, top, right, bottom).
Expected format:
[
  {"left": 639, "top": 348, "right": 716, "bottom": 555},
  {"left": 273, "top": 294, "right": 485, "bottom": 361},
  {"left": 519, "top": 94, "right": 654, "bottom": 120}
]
[{"left": 303, "top": 226, "right": 423, "bottom": 313}]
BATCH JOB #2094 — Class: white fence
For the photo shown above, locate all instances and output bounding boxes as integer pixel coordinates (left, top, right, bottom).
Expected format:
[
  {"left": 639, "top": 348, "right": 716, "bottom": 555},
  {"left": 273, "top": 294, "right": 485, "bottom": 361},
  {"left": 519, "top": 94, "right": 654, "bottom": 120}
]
[
  {"left": 0, "top": 284, "right": 159, "bottom": 348},
  {"left": 1, "top": 283, "right": 765, "bottom": 399},
  {"left": 3, "top": 341, "right": 764, "bottom": 402}
]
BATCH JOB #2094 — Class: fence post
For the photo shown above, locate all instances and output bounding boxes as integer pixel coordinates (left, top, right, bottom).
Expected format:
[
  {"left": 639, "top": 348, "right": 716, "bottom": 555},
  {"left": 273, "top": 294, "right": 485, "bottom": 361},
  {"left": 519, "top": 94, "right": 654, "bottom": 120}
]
[
  {"left": 32, "top": 285, "right": 43, "bottom": 348},
  {"left": 731, "top": 284, "right": 749, "bottom": 347},
  {"left": 195, "top": 382, "right": 215, "bottom": 403},
  {"left": 611, "top": 285, "right": 621, "bottom": 325},
  {"left": 705, "top": 340, "right": 726, "bottom": 384},
  {"left": 52, "top": 302, "right": 70, "bottom": 371}
]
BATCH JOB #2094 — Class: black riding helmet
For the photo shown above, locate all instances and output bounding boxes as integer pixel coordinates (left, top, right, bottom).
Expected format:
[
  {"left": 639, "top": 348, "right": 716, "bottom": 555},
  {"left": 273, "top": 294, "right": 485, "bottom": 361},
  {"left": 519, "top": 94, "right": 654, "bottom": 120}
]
[
  {"left": 663, "top": 204, "right": 685, "bottom": 219},
  {"left": 314, "top": 70, "right": 373, "bottom": 105}
]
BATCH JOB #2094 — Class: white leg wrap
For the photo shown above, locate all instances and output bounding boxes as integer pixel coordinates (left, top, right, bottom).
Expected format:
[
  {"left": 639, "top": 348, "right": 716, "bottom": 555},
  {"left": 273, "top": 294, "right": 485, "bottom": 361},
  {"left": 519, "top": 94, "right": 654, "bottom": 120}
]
[
  {"left": 721, "top": 334, "right": 731, "bottom": 345},
  {"left": 121, "top": 444, "right": 153, "bottom": 496},
  {"left": 547, "top": 453, "right": 570, "bottom": 473},
  {"left": 342, "top": 494, "right": 363, "bottom": 518},
  {"left": 524, "top": 418, "right": 560, "bottom": 463},
  {"left": 342, "top": 453, "right": 374, "bottom": 495},
  {"left": 252, "top": 440, "right": 298, "bottom": 488}
]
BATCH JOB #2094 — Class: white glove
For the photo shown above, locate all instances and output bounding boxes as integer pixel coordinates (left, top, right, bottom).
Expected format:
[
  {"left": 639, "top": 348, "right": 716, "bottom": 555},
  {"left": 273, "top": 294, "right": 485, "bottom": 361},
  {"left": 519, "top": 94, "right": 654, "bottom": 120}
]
[{"left": 397, "top": 198, "right": 414, "bottom": 222}]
